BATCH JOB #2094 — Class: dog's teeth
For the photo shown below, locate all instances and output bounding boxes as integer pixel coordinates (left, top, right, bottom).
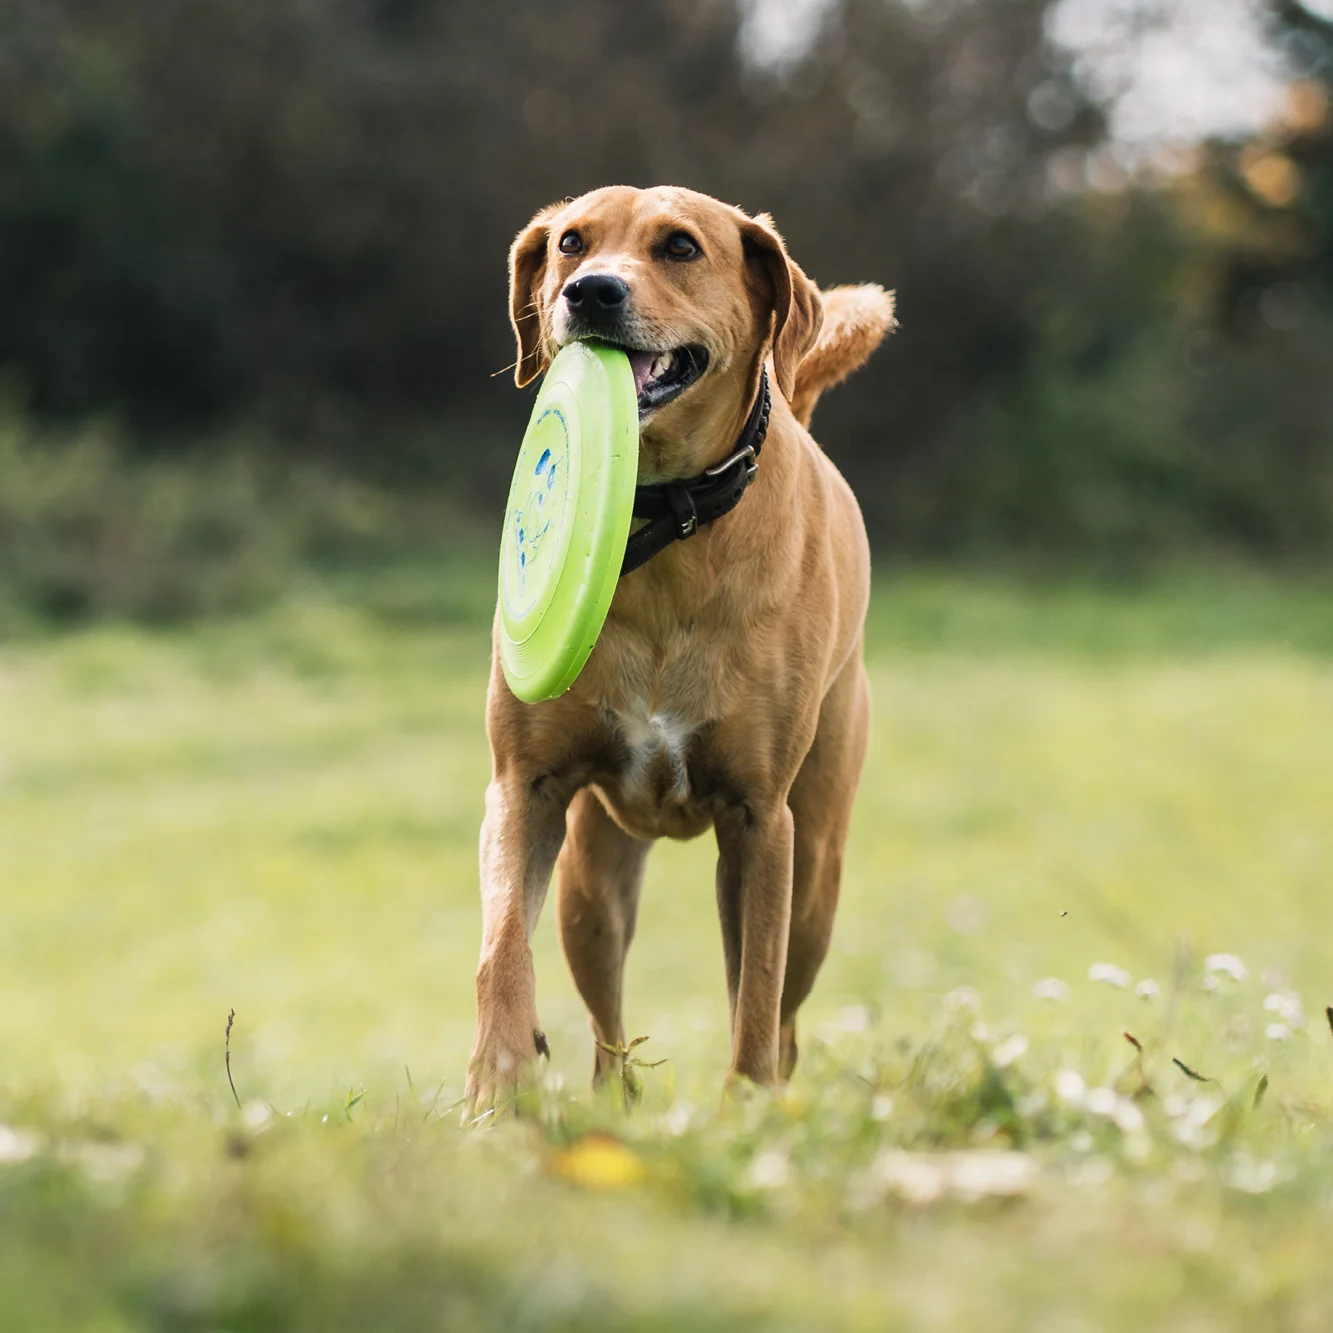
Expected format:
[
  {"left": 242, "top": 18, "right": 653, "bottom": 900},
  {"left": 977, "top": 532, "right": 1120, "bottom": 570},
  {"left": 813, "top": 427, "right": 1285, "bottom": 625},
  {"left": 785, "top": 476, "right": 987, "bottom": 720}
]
[{"left": 650, "top": 353, "right": 673, "bottom": 379}]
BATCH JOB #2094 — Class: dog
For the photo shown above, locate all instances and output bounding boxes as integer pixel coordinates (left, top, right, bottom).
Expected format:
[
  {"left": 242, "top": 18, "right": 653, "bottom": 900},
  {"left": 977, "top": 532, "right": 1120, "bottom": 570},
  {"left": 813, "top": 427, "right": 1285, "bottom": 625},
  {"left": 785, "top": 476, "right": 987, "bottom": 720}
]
[{"left": 467, "top": 185, "right": 894, "bottom": 1110}]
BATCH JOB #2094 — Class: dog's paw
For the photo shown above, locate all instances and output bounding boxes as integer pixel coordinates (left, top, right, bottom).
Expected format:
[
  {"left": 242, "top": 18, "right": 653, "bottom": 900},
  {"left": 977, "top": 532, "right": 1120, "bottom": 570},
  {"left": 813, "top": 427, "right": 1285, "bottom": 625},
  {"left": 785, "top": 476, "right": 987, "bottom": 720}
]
[
  {"left": 463, "top": 1023, "right": 550, "bottom": 1123},
  {"left": 720, "top": 1068, "right": 779, "bottom": 1111}
]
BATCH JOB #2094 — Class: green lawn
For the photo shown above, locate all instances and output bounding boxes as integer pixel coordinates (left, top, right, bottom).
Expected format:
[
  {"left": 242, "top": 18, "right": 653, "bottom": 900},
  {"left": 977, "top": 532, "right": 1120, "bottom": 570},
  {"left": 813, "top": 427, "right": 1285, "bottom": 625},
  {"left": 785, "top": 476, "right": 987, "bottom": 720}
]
[{"left": 2, "top": 567, "right": 1332, "bottom": 1331}]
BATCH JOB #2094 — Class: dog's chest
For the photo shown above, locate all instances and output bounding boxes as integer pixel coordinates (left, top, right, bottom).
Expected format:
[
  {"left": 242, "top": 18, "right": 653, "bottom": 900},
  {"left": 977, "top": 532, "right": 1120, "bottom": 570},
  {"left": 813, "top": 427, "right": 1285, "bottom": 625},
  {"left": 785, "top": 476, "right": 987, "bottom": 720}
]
[
  {"left": 589, "top": 630, "right": 731, "bottom": 833},
  {"left": 610, "top": 703, "right": 697, "bottom": 805}
]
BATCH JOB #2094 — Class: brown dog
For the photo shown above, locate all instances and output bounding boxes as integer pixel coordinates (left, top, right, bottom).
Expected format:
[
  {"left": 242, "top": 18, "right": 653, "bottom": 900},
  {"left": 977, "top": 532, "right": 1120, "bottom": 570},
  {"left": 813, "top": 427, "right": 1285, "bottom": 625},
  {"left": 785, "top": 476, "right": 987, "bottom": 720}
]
[{"left": 467, "top": 185, "right": 894, "bottom": 1110}]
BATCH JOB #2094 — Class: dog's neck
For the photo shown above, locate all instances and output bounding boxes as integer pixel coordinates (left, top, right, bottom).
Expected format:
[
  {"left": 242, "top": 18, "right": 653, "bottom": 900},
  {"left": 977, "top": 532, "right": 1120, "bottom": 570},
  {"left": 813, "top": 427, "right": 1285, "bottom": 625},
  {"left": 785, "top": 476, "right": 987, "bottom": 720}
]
[
  {"left": 636, "top": 358, "right": 769, "bottom": 484},
  {"left": 620, "top": 367, "right": 771, "bottom": 579}
]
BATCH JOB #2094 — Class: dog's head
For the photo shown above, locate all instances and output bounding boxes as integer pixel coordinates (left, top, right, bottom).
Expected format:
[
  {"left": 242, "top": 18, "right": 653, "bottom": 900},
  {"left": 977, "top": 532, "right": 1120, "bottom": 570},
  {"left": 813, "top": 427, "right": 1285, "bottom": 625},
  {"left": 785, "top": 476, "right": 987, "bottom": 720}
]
[{"left": 508, "top": 186, "right": 822, "bottom": 462}]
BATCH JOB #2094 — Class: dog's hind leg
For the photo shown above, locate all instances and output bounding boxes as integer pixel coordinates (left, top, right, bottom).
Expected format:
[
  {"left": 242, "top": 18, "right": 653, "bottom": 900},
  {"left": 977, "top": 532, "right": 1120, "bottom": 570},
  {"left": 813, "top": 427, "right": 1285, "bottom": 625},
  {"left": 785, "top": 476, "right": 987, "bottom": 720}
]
[
  {"left": 779, "top": 649, "right": 871, "bottom": 1079},
  {"left": 556, "top": 789, "right": 651, "bottom": 1085}
]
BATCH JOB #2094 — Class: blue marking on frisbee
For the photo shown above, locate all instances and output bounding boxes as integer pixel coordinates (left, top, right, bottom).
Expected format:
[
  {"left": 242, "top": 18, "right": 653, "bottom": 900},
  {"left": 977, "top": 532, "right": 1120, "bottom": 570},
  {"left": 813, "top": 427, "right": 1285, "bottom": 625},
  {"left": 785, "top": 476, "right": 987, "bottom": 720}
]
[{"left": 510, "top": 409, "right": 569, "bottom": 604}]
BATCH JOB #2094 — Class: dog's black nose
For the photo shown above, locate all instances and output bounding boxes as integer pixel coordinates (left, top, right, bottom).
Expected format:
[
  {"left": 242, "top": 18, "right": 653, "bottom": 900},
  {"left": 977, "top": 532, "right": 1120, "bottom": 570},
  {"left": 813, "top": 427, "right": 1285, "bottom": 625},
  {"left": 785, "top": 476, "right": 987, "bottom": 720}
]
[{"left": 563, "top": 273, "right": 629, "bottom": 311}]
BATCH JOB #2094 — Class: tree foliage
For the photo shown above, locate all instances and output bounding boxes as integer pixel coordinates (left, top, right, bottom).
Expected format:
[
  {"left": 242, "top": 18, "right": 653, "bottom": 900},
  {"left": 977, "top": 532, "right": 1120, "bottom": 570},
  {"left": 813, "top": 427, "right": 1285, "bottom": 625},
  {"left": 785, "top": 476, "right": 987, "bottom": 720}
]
[{"left": 1, "top": 0, "right": 1330, "bottom": 556}]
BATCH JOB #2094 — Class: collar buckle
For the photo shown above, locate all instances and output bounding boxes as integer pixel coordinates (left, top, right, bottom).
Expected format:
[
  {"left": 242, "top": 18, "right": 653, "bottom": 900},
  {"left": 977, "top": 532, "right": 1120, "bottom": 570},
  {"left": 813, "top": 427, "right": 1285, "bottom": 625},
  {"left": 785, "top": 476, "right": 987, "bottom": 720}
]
[{"left": 703, "top": 443, "right": 758, "bottom": 481}]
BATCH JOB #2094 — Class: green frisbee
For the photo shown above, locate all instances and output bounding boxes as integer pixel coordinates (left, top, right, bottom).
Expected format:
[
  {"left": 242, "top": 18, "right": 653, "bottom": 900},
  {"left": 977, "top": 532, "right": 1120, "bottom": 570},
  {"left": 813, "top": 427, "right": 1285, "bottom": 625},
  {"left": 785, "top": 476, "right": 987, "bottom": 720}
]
[{"left": 498, "top": 340, "right": 639, "bottom": 702}]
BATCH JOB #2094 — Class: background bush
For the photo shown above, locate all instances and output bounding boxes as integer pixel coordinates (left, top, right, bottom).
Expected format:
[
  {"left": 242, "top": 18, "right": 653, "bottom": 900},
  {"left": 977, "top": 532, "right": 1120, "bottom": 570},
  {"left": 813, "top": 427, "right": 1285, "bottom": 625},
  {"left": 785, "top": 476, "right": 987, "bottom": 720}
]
[{"left": 0, "top": 412, "right": 491, "bottom": 627}]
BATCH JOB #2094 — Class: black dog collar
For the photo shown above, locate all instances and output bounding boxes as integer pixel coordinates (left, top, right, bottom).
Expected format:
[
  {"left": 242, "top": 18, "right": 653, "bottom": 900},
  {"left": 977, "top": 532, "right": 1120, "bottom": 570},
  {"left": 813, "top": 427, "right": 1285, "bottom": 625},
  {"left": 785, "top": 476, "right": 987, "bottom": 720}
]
[{"left": 620, "top": 367, "right": 771, "bottom": 578}]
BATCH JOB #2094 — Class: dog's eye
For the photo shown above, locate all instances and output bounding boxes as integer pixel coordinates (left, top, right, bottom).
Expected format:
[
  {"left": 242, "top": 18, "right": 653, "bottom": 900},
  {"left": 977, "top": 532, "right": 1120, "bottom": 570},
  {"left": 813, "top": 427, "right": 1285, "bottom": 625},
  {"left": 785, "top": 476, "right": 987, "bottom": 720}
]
[
  {"left": 663, "top": 231, "right": 701, "bottom": 260},
  {"left": 557, "top": 230, "right": 584, "bottom": 256}
]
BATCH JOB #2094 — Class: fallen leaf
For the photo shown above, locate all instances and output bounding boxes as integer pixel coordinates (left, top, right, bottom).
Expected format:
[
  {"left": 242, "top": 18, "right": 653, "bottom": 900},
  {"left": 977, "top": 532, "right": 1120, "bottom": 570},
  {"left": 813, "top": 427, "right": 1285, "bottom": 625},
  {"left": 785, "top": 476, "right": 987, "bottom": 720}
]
[{"left": 549, "top": 1133, "right": 645, "bottom": 1191}]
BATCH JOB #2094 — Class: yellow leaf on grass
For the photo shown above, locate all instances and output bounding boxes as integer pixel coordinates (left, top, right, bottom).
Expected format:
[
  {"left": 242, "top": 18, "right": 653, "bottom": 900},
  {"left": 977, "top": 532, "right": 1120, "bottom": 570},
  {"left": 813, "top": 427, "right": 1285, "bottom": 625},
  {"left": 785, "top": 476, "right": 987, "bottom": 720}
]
[{"left": 549, "top": 1133, "right": 645, "bottom": 1190}]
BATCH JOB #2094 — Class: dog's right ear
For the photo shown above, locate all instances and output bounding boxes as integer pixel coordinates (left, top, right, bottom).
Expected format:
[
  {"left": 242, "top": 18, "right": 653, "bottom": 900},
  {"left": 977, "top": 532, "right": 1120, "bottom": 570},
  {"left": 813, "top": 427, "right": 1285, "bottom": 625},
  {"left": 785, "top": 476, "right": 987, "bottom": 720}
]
[{"left": 509, "top": 204, "right": 562, "bottom": 387}]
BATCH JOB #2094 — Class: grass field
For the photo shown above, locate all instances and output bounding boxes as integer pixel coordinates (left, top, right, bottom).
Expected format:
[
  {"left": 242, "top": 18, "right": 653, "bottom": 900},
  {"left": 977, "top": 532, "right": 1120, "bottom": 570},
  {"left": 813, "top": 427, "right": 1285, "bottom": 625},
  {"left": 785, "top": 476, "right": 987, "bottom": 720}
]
[{"left": 3, "top": 566, "right": 1333, "bottom": 1331}]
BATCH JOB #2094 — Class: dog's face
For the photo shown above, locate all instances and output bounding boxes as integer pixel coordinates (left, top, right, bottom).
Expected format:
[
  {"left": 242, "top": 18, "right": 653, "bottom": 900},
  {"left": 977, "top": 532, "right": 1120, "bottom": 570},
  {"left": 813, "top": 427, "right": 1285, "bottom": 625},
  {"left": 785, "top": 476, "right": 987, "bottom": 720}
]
[{"left": 508, "top": 186, "right": 821, "bottom": 450}]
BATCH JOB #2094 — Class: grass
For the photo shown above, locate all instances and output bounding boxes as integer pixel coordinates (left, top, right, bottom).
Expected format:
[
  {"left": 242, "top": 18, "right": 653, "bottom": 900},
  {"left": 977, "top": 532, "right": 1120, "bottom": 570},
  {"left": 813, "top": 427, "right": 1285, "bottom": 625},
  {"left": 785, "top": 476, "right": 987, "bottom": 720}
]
[{"left": 2, "top": 566, "right": 1333, "bottom": 1330}]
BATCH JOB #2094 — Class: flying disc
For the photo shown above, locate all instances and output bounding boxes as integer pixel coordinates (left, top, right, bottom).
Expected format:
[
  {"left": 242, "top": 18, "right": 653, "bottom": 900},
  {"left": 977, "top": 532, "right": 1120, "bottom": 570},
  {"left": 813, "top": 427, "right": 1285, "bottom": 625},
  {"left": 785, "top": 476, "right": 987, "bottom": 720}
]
[{"left": 498, "top": 340, "right": 638, "bottom": 702}]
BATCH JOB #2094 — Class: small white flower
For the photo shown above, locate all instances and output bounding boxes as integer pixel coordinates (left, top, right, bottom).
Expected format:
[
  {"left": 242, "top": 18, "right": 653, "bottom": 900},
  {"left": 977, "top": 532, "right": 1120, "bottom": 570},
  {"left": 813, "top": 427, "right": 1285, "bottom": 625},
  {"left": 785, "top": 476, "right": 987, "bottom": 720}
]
[
  {"left": 871, "top": 1150, "right": 1036, "bottom": 1204},
  {"left": 991, "top": 1034, "right": 1029, "bottom": 1069},
  {"left": 1055, "top": 1069, "right": 1087, "bottom": 1106},
  {"left": 0, "top": 1126, "right": 41, "bottom": 1165},
  {"left": 870, "top": 1152, "right": 948, "bottom": 1205},
  {"left": 1263, "top": 991, "right": 1305, "bottom": 1028},
  {"left": 1113, "top": 1099, "right": 1146, "bottom": 1135},
  {"left": 1225, "top": 1153, "right": 1281, "bottom": 1195},
  {"left": 1085, "top": 1087, "right": 1118, "bottom": 1117},
  {"left": 970, "top": 1021, "right": 992, "bottom": 1044},
  {"left": 1173, "top": 1096, "right": 1222, "bottom": 1150},
  {"left": 1201, "top": 975, "right": 1222, "bottom": 993},
  {"left": 1162, "top": 1094, "right": 1188, "bottom": 1119},
  {"left": 1204, "top": 953, "right": 1247, "bottom": 982},
  {"left": 1134, "top": 979, "right": 1161, "bottom": 1001},
  {"left": 870, "top": 1093, "right": 895, "bottom": 1122},
  {"left": 1089, "top": 963, "right": 1130, "bottom": 988},
  {"left": 1015, "top": 1091, "right": 1048, "bottom": 1117},
  {"left": 1124, "top": 1132, "right": 1151, "bottom": 1161},
  {"left": 949, "top": 1151, "right": 1037, "bottom": 1200},
  {"left": 1265, "top": 1022, "right": 1292, "bottom": 1042},
  {"left": 1032, "top": 978, "right": 1070, "bottom": 1002},
  {"left": 747, "top": 1148, "right": 791, "bottom": 1190},
  {"left": 59, "top": 1140, "right": 145, "bottom": 1187},
  {"left": 661, "top": 1102, "right": 695, "bottom": 1136},
  {"left": 838, "top": 1005, "right": 871, "bottom": 1033},
  {"left": 944, "top": 986, "right": 980, "bottom": 1013},
  {"left": 242, "top": 1100, "right": 274, "bottom": 1132}
]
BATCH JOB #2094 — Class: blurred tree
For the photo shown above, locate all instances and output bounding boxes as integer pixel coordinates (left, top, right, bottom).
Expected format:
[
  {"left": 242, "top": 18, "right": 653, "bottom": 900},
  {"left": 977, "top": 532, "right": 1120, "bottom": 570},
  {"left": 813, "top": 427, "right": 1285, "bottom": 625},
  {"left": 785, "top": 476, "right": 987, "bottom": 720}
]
[
  {"left": 0, "top": 0, "right": 1328, "bottom": 557},
  {"left": 1164, "top": 0, "right": 1333, "bottom": 554}
]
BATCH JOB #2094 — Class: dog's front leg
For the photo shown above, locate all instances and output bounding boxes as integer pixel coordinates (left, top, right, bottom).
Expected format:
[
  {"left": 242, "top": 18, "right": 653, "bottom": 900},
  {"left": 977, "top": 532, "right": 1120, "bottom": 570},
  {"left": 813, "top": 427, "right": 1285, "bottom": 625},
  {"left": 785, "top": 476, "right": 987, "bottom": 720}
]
[
  {"left": 714, "top": 801, "right": 795, "bottom": 1086},
  {"left": 466, "top": 773, "right": 570, "bottom": 1113}
]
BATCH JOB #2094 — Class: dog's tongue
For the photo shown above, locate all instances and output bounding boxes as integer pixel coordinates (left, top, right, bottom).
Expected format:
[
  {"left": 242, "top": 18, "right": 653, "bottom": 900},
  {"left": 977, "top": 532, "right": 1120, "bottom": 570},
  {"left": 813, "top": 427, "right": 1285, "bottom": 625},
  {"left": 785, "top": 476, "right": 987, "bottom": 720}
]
[{"left": 626, "top": 350, "right": 655, "bottom": 395}]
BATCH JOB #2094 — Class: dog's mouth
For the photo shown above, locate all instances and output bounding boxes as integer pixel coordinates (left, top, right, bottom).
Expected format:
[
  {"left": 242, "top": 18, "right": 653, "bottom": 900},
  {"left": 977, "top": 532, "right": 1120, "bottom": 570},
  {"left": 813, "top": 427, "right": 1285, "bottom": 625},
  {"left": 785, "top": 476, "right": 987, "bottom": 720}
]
[{"left": 619, "top": 344, "right": 710, "bottom": 417}]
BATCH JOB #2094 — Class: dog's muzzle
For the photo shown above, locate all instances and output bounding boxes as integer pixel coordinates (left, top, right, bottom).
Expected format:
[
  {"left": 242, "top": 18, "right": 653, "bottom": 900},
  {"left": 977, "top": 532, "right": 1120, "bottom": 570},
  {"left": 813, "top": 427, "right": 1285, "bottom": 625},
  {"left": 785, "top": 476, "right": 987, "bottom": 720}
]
[{"left": 560, "top": 273, "right": 710, "bottom": 418}]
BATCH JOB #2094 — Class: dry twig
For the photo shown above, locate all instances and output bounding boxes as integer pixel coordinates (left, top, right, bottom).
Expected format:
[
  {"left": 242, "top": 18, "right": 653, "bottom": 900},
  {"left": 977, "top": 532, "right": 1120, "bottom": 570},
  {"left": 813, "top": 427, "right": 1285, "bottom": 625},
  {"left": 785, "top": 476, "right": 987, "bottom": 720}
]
[
  {"left": 1172, "top": 1057, "right": 1213, "bottom": 1083},
  {"left": 596, "top": 1036, "right": 668, "bottom": 1107},
  {"left": 225, "top": 1008, "right": 241, "bottom": 1109}
]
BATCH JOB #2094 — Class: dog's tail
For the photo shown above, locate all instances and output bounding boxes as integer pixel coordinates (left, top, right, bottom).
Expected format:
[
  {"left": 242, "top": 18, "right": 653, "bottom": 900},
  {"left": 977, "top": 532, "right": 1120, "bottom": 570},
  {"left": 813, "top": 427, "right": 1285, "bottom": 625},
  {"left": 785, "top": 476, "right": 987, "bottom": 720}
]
[{"left": 790, "top": 285, "right": 897, "bottom": 429}]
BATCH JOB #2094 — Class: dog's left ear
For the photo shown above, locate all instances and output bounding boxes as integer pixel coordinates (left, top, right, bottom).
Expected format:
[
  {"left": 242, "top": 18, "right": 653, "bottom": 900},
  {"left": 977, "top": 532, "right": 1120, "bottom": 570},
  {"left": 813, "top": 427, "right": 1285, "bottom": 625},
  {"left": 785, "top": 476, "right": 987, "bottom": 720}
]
[
  {"left": 509, "top": 203, "right": 562, "bottom": 387},
  {"left": 740, "top": 213, "right": 824, "bottom": 402}
]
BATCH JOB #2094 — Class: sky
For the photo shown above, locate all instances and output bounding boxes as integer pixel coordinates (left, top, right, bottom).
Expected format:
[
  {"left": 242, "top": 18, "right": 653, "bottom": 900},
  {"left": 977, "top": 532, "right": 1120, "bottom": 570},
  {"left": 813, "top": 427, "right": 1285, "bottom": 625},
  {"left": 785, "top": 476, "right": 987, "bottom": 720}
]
[
  {"left": 739, "top": 0, "right": 1326, "bottom": 149},
  {"left": 1046, "top": 0, "right": 1290, "bottom": 150}
]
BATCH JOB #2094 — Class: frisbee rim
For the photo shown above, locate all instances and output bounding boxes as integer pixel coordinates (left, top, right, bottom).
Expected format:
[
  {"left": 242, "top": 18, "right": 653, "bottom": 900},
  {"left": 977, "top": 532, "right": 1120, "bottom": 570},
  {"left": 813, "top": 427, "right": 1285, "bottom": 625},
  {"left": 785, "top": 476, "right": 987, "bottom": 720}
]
[{"left": 498, "top": 341, "right": 638, "bottom": 702}]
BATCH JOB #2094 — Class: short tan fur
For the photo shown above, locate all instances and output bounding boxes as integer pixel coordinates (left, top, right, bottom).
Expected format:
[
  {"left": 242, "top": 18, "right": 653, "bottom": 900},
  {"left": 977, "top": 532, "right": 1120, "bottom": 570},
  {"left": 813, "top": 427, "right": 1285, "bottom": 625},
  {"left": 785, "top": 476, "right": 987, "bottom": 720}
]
[{"left": 468, "top": 185, "right": 895, "bottom": 1108}]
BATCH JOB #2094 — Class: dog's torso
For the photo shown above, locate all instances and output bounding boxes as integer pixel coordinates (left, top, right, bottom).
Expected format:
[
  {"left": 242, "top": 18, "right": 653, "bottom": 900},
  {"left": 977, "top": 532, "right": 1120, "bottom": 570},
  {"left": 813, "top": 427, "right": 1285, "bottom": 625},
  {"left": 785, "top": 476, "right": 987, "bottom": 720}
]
[{"left": 486, "top": 411, "right": 869, "bottom": 842}]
